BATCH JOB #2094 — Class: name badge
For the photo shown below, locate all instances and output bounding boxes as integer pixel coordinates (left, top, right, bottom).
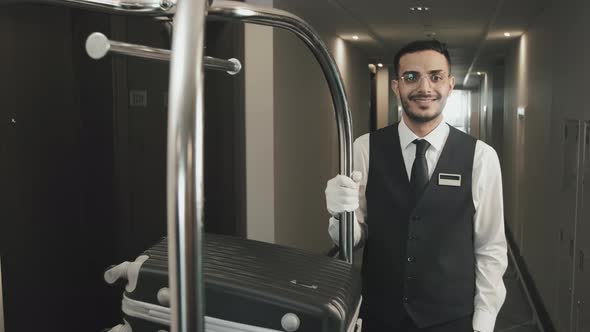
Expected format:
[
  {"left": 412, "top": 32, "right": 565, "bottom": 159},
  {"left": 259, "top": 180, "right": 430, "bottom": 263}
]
[{"left": 438, "top": 173, "right": 461, "bottom": 187}]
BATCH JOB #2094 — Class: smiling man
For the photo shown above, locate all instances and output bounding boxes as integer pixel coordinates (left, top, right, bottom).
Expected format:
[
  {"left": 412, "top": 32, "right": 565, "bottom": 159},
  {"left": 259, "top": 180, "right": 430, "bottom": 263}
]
[{"left": 325, "top": 40, "right": 508, "bottom": 332}]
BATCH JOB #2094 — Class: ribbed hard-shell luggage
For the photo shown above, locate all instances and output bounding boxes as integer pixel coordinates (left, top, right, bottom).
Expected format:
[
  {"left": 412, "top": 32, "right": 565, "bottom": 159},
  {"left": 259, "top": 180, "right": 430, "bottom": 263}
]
[{"left": 105, "top": 233, "right": 362, "bottom": 332}]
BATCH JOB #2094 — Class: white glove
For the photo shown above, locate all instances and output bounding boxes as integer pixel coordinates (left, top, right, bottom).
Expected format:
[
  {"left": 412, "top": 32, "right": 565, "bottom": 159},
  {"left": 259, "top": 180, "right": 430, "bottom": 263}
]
[{"left": 325, "top": 171, "right": 362, "bottom": 217}]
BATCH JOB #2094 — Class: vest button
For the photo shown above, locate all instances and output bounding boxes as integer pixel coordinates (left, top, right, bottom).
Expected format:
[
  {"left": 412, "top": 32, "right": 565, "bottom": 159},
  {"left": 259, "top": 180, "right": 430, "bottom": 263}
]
[
  {"left": 408, "top": 235, "right": 418, "bottom": 240},
  {"left": 403, "top": 297, "right": 409, "bottom": 303},
  {"left": 406, "top": 276, "right": 414, "bottom": 280},
  {"left": 411, "top": 215, "right": 421, "bottom": 221},
  {"left": 407, "top": 257, "right": 415, "bottom": 262}
]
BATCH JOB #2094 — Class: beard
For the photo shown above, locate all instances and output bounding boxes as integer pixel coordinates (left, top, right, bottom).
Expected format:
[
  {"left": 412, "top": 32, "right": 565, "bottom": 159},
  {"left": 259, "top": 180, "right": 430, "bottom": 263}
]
[{"left": 400, "top": 92, "right": 445, "bottom": 123}]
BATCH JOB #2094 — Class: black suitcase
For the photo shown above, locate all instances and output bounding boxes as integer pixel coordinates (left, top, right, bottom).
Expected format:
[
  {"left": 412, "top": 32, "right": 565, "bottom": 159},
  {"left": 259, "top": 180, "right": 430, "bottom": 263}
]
[{"left": 104, "top": 233, "right": 362, "bottom": 332}]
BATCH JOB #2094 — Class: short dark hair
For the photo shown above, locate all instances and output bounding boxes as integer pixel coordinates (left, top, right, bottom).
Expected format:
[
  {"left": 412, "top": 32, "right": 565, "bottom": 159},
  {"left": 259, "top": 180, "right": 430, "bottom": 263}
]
[{"left": 394, "top": 40, "right": 451, "bottom": 78}]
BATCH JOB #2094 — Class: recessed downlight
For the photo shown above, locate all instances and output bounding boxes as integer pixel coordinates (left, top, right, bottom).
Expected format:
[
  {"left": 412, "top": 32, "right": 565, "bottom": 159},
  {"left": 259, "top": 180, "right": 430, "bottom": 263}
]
[
  {"left": 504, "top": 32, "right": 511, "bottom": 37},
  {"left": 410, "top": 6, "right": 430, "bottom": 11},
  {"left": 352, "top": 35, "right": 359, "bottom": 40},
  {"left": 377, "top": 63, "right": 384, "bottom": 68},
  {"left": 424, "top": 31, "right": 436, "bottom": 38}
]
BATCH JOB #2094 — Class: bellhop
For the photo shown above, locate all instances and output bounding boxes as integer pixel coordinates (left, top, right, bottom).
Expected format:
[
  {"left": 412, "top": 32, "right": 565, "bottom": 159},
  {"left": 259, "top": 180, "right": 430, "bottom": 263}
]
[
  {"left": 325, "top": 40, "right": 508, "bottom": 332},
  {"left": 365, "top": 123, "right": 477, "bottom": 328}
]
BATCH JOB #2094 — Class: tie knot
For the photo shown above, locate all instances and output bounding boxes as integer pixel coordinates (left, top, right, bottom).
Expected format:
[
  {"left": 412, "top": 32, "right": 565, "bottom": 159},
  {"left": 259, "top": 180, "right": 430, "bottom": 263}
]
[{"left": 413, "top": 139, "right": 431, "bottom": 157}]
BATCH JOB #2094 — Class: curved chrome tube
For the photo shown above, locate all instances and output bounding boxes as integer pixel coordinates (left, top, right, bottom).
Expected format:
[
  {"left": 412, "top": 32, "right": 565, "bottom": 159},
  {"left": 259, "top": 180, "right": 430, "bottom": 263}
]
[
  {"left": 209, "top": 0, "right": 355, "bottom": 263},
  {"left": 5, "top": 0, "right": 176, "bottom": 15},
  {"left": 166, "top": 0, "right": 207, "bottom": 331},
  {"left": 3, "top": 2, "right": 353, "bottom": 332}
]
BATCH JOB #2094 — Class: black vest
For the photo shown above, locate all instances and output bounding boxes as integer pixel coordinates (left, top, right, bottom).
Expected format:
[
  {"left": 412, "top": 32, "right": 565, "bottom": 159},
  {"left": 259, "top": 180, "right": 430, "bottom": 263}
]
[{"left": 361, "top": 123, "right": 477, "bottom": 328}]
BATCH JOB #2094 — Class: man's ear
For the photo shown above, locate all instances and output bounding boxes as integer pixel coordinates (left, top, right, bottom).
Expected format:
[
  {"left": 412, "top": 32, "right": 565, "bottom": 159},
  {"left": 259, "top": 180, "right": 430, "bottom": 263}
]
[
  {"left": 449, "top": 76, "right": 456, "bottom": 92},
  {"left": 391, "top": 80, "right": 400, "bottom": 97}
]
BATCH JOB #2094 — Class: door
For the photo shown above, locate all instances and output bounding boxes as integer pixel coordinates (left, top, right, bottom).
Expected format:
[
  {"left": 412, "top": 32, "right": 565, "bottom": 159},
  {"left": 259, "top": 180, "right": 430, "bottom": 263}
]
[
  {"left": 556, "top": 120, "right": 582, "bottom": 332},
  {"left": 0, "top": 257, "right": 4, "bottom": 332},
  {"left": 516, "top": 109, "right": 526, "bottom": 250},
  {"left": 574, "top": 122, "right": 590, "bottom": 332}
]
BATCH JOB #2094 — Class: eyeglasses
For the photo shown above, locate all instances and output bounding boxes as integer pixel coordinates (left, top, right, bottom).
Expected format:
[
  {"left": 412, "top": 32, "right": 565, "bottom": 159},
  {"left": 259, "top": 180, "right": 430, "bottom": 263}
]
[{"left": 399, "top": 71, "right": 450, "bottom": 86}]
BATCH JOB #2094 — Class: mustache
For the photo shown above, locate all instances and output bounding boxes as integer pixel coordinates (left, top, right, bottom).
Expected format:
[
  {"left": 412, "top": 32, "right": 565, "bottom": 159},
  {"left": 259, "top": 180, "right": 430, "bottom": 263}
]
[{"left": 409, "top": 93, "right": 440, "bottom": 100}]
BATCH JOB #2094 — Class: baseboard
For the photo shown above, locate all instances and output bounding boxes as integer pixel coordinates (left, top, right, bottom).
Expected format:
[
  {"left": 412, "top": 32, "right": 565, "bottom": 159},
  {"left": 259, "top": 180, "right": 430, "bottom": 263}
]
[{"left": 505, "top": 226, "right": 556, "bottom": 332}]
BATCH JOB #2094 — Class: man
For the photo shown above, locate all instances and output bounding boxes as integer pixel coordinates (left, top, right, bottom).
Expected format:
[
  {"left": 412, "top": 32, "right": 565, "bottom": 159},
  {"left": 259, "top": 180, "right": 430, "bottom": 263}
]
[{"left": 325, "top": 40, "right": 507, "bottom": 332}]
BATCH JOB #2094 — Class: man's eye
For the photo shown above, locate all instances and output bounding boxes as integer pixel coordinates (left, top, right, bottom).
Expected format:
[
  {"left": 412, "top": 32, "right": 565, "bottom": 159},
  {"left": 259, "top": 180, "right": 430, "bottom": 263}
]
[
  {"left": 406, "top": 74, "right": 418, "bottom": 81},
  {"left": 431, "top": 74, "right": 443, "bottom": 81}
]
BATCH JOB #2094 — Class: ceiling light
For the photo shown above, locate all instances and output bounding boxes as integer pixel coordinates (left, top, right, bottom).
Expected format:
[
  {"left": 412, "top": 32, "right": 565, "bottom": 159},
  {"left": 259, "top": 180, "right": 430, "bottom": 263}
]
[
  {"left": 352, "top": 35, "right": 359, "bottom": 40},
  {"left": 504, "top": 32, "right": 511, "bottom": 37},
  {"left": 410, "top": 6, "right": 430, "bottom": 11},
  {"left": 377, "top": 63, "right": 384, "bottom": 68},
  {"left": 477, "top": 72, "right": 482, "bottom": 75},
  {"left": 424, "top": 31, "right": 436, "bottom": 38}
]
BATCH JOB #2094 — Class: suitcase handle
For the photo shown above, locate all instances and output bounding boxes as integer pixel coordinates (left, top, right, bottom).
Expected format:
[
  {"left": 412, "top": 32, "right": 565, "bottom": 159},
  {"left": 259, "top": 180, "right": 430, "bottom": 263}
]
[{"left": 103, "top": 255, "right": 149, "bottom": 293}]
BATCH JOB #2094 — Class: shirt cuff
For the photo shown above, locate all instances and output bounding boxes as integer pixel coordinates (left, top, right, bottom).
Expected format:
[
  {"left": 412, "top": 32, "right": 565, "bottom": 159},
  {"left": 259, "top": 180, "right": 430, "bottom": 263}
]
[
  {"left": 328, "top": 216, "right": 362, "bottom": 246},
  {"left": 328, "top": 217, "right": 340, "bottom": 244},
  {"left": 472, "top": 309, "right": 498, "bottom": 332}
]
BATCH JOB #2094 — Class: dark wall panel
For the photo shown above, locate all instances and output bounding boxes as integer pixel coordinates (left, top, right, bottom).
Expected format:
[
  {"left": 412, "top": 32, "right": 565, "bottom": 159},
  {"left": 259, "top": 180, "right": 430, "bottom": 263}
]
[
  {"left": 203, "top": 21, "right": 246, "bottom": 237},
  {"left": 0, "top": 5, "right": 121, "bottom": 331},
  {"left": 0, "top": 5, "right": 246, "bottom": 331}
]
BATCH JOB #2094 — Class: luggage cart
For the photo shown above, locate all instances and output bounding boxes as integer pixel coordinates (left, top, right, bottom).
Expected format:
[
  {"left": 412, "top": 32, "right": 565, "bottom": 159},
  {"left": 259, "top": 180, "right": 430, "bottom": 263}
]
[{"left": 10, "top": 1, "right": 360, "bottom": 331}]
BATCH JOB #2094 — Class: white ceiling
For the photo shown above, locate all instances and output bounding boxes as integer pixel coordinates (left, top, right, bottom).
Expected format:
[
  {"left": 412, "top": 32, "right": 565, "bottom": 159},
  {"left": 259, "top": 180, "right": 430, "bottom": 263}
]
[{"left": 279, "top": 0, "right": 552, "bottom": 88}]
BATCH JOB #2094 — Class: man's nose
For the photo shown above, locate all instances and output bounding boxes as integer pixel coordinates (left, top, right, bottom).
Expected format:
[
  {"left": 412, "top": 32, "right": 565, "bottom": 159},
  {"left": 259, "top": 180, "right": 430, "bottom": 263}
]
[{"left": 415, "top": 75, "right": 433, "bottom": 94}]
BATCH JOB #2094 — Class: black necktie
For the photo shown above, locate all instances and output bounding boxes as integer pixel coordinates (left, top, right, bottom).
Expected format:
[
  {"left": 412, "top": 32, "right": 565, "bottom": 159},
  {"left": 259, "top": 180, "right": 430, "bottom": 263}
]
[{"left": 410, "top": 139, "right": 431, "bottom": 201}]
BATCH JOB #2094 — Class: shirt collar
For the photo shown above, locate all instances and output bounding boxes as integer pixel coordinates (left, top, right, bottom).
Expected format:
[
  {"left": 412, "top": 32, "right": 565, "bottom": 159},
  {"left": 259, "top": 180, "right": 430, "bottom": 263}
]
[{"left": 398, "top": 117, "right": 449, "bottom": 152}]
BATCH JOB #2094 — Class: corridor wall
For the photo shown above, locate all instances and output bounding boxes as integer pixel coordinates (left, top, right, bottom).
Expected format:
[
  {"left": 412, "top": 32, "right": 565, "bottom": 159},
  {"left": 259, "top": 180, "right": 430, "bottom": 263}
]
[{"left": 484, "top": 0, "right": 590, "bottom": 330}]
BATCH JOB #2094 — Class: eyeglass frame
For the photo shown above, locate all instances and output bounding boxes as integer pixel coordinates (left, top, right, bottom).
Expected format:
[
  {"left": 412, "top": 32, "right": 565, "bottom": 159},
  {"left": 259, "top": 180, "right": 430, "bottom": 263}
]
[{"left": 397, "top": 70, "right": 452, "bottom": 86}]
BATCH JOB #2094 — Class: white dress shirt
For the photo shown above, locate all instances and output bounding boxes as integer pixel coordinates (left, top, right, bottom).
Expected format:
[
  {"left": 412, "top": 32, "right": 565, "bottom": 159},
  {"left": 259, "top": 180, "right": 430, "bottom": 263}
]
[{"left": 329, "top": 118, "right": 508, "bottom": 332}]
